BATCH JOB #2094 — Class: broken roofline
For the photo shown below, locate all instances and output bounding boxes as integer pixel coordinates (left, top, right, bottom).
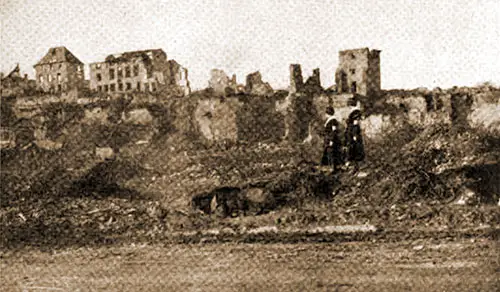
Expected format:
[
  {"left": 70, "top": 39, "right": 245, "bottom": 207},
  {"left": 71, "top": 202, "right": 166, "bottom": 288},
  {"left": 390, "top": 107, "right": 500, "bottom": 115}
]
[
  {"left": 98, "top": 49, "right": 166, "bottom": 63},
  {"left": 339, "top": 47, "right": 381, "bottom": 54}
]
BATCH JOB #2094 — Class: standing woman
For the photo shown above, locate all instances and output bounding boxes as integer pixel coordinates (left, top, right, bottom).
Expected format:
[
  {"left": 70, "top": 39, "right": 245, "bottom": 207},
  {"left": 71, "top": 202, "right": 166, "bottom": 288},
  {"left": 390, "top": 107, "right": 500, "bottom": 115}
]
[
  {"left": 321, "top": 106, "right": 343, "bottom": 172},
  {"left": 345, "top": 110, "right": 365, "bottom": 170}
]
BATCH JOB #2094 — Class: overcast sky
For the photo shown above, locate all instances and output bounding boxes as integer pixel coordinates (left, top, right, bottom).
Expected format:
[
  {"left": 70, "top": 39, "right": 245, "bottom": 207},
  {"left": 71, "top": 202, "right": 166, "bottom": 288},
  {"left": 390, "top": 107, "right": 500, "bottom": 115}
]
[{"left": 1, "top": 0, "right": 499, "bottom": 90}]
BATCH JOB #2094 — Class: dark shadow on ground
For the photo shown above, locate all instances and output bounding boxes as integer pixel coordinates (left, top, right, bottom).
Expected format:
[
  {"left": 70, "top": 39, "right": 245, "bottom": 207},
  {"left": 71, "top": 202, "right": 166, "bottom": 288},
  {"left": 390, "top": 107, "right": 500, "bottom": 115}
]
[
  {"left": 460, "top": 163, "right": 500, "bottom": 204},
  {"left": 0, "top": 159, "right": 153, "bottom": 250}
]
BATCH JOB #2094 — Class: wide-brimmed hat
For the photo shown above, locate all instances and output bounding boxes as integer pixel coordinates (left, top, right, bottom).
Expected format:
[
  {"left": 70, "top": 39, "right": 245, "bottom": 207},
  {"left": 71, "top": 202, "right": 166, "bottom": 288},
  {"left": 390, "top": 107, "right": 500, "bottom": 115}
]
[{"left": 348, "top": 109, "right": 362, "bottom": 120}]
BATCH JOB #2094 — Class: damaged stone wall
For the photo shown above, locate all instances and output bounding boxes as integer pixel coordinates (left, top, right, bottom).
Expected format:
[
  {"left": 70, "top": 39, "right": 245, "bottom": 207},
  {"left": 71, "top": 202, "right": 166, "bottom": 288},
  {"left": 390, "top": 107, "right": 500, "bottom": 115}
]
[
  {"left": 365, "top": 86, "right": 500, "bottom": 138},
  {"left": 194, "top": 97, "right": 241, "bottom": 141},
  {"left": 289, "top": 64, "right": 304, "bottom": 93},
  {"left": 335, "top": 48, "right": 381, "bottom": 97},
  {"left": 245, "top": 72, "right": 274, "bottom": 96},
  {"left": 165, "top": 60, "right": 191, "bottom": 96},
  {"left": 193, "top": 94, "right": 285, "bottom": 143},
  {"left": 208, "top": 69, "right": 241, "bottom": 96},
  {"left": 89, "top": 49, "right": 190, "bottom": 97},
  {"left": 384, "top": 89, "right": 453, "bottom": 127},
  {"left": 280, "top": 65, "right": 359, "bottom": 144}
]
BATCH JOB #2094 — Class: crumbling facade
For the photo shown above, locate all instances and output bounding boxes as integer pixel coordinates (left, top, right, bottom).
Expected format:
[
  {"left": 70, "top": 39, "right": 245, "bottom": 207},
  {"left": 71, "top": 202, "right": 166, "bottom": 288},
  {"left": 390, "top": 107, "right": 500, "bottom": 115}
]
[
  {"left": 335, "top": 48, "right": 381, "bottom": 97},
  {"left": 284, "top": 63, "right": 359, "bottom": 143},
  {"left": 245, "top": 71, "right": 273, "bottom": 96},
  {"left": 208, "top": 69, "right": 242, "bottom": 96},
  {"left": 289, "top": 65, "right": 323, "bottom": 94},
  {"left": 89, "top": 49, "right": 190, "bottom": 96},
  {"left": 34, "top": 47, "right": 85, "bottom": 93},
  {"left": 289, "top": 64, "right": 304, "bottom": 93},
  {"left": 1, "top": 64, "right": 36, "bottom": 97}
]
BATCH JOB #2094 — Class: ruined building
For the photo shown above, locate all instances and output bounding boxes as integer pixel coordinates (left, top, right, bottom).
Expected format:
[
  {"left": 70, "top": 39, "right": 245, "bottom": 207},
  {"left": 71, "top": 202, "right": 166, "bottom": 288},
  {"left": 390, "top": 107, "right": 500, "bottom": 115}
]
[
  {"left": 34, "top": 47, "right": 85, "bottom": 93},
  {"left": 290, "top": 65, "right": 322, "bottom": 94},
  {"left": 289, "top": 64, "right": 304, "bottom": 93},
  {"left": 245, "top": 71, "right": 274, "bottom": 96},
  {"left": 208, "top": 69, "right": 242, "bottom": 96},
  {"left": 335, "top": 48, "right": 381, "bottom": 97},
  {"left": 1, "top": 64, "right": 36, "bottom": 97},
  {"left": 89, "top": 49, "right": 190, "bottom": 96}
]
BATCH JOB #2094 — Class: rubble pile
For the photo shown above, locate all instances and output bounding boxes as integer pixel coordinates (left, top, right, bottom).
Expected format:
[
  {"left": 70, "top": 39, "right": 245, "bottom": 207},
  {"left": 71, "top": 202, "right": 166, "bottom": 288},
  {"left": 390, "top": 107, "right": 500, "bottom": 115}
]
[
  {"left": 362, "top": 123, "right": 500, "bottom": 205},
  {"left": 1, "top": 114, "right": 499, "bottom": 248}
]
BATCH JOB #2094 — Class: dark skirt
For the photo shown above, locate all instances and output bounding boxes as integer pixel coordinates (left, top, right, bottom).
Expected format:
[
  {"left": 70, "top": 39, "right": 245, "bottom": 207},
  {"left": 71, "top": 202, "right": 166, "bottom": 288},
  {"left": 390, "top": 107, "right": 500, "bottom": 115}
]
[
  {"left": 347, "top": 140, "right": 365, "bottom": 162},
  {"left": 321, "top": 145, "right": 343, "bottom": 167}
]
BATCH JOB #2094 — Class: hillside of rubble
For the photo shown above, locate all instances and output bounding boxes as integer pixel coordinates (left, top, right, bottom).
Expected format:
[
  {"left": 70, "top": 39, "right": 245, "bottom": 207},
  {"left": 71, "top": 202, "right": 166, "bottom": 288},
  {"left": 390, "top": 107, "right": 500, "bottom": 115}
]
[{"left": 1, "top": 87, "right": 499, "bottom": 249}]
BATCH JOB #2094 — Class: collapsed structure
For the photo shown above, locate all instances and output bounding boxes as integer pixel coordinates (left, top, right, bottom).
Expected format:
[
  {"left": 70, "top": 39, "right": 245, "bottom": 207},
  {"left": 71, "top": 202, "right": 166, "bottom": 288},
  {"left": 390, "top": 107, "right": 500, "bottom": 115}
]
[
  {"left": 89, "top": 49, "right": 191, "bottom": 96},
  {"left": 1, "top": 64, "right": 36, "bottom": 97},
  {"left": 208, "top": 69, "right": 243, "bottom": 96},
  {"left": 245, "top": 71, "right": 274, "bottom": 96}
]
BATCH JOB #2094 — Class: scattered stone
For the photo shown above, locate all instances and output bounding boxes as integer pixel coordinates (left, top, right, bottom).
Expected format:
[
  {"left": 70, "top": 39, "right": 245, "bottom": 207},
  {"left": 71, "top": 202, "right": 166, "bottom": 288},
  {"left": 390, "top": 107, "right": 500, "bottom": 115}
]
[
  {"left": 95, "top": 147, "right": 115, "bottom": 160},
  {"left": 413, "top": 245, "right": 424, "bottom": 251},
  {"left": 454, "top": 188, "right": 478, "bottom": 206}
]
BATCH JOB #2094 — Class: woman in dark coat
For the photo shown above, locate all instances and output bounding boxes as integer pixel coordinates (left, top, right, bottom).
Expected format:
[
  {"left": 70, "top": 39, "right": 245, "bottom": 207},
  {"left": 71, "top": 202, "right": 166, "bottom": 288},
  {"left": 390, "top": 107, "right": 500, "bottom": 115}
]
[
  {"left": 345, "top": 110, "right": 365, "bottom": 166},
  {"left": 321, "top": 106, "right": 343, "bottom": 171}
]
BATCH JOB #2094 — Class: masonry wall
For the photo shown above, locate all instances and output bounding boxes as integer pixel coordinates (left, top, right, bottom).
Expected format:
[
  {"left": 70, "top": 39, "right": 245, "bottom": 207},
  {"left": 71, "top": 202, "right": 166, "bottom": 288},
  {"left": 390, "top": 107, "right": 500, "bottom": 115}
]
[
  {"left": 335, "top": 48, "right": 381, "bottom": 97},
  {"left": 35, "top": 62, "right": 84, "bottom": 93},
  {"left": 89, "top": 52, "right": 190, "bottom": 96},
  {"left": 89, "top": 59, "right": 160, "bottom": 93},
  {"left": 193, "top": 95, "right": 285, "bottom": 143}
]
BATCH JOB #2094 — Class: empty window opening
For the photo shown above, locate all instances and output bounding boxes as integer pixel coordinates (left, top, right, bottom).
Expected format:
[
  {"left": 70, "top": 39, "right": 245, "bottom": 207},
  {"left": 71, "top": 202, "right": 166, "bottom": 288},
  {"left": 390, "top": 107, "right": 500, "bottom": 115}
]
[
  {"left": 104, "top": 84, "right": 109, "bottom": 92},
  {"left": 96, "top": 73, "right": 102, "bottom": 81},
  {"left": 125, "top": 66, "right": 131, "bottom": 78},
  {"left": 126, "top": 83, "right": 132, "bottom": 90},
  {"left": 97, "top": 85, "right": 102, "bottom": 92},
  {"left": 110, "top": 84, "right": 116, "bottom": 92},
  {"left": 399, "top": 103, "right": 408, "bottom": 113},
  {"left": 133, "top": 65, "right": 139, "bottom": 76},
  {"left": 351, "top": 82, "right": 357, "bottom": 93},
  {"left": 57, "top": 84, "right": 62, "bottom": 92},
  {"left": 136, "top": 82, "right": 141, "bottom": 91},
  {"left": 151, "top": 82, "right": 157, "bottom": 92},
  {"left": 118, "top": 67, "right": 123, "bottom": 78},
  {"left": 340, "top": 71, "right": 348, "bottom": 93},
  {"left": 436, "top": 98, "right": 444, "bottom": 110},
  {"left": 144, "top": 83, "right": 150, "bottom": 92},
  {"left": 350, "top": 69, "right": 356, "bottom": 74},
  {"left": 425, "top": 95, "right": 434, "bottom": 112},
  {"left": 109, "top": 69, "right": 115, "bottom": 80},
  {"left": 118, "top": 83, "right": 123, "bottom": 91}
]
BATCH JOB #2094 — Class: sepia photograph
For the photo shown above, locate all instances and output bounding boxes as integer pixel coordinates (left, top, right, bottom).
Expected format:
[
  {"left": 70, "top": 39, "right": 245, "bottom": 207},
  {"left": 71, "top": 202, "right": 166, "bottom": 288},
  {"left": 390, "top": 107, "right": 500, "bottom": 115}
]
[{"left": 1, "top": 0, "right": 499, "bottom": 291}]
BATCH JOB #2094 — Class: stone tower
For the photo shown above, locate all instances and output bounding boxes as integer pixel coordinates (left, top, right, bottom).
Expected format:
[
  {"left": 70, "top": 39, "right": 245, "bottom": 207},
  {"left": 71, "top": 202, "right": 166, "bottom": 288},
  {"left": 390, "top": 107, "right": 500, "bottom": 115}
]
[
  {"left": 289, "top": 64, "right": 304, "bottom": 93},
  {"left": 335, "top": 48, "right": 381, "bottom": 97}
]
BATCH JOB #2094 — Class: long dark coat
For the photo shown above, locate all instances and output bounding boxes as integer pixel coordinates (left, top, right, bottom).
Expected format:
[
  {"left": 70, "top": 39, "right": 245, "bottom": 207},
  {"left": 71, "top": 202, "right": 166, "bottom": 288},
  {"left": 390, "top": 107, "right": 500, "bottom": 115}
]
[
  {"left": 321, "top": 117, "right": 343, "bottom": 167},
  {"left": 345, "top": 122, "right": 365, "bottom": 162}
]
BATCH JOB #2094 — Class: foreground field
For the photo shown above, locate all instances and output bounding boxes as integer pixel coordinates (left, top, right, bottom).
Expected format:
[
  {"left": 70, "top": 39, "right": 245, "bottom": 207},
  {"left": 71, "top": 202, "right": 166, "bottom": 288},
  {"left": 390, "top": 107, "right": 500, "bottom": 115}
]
[{"left": 1, "top": 237, "right": 498, "bottom": 291}]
